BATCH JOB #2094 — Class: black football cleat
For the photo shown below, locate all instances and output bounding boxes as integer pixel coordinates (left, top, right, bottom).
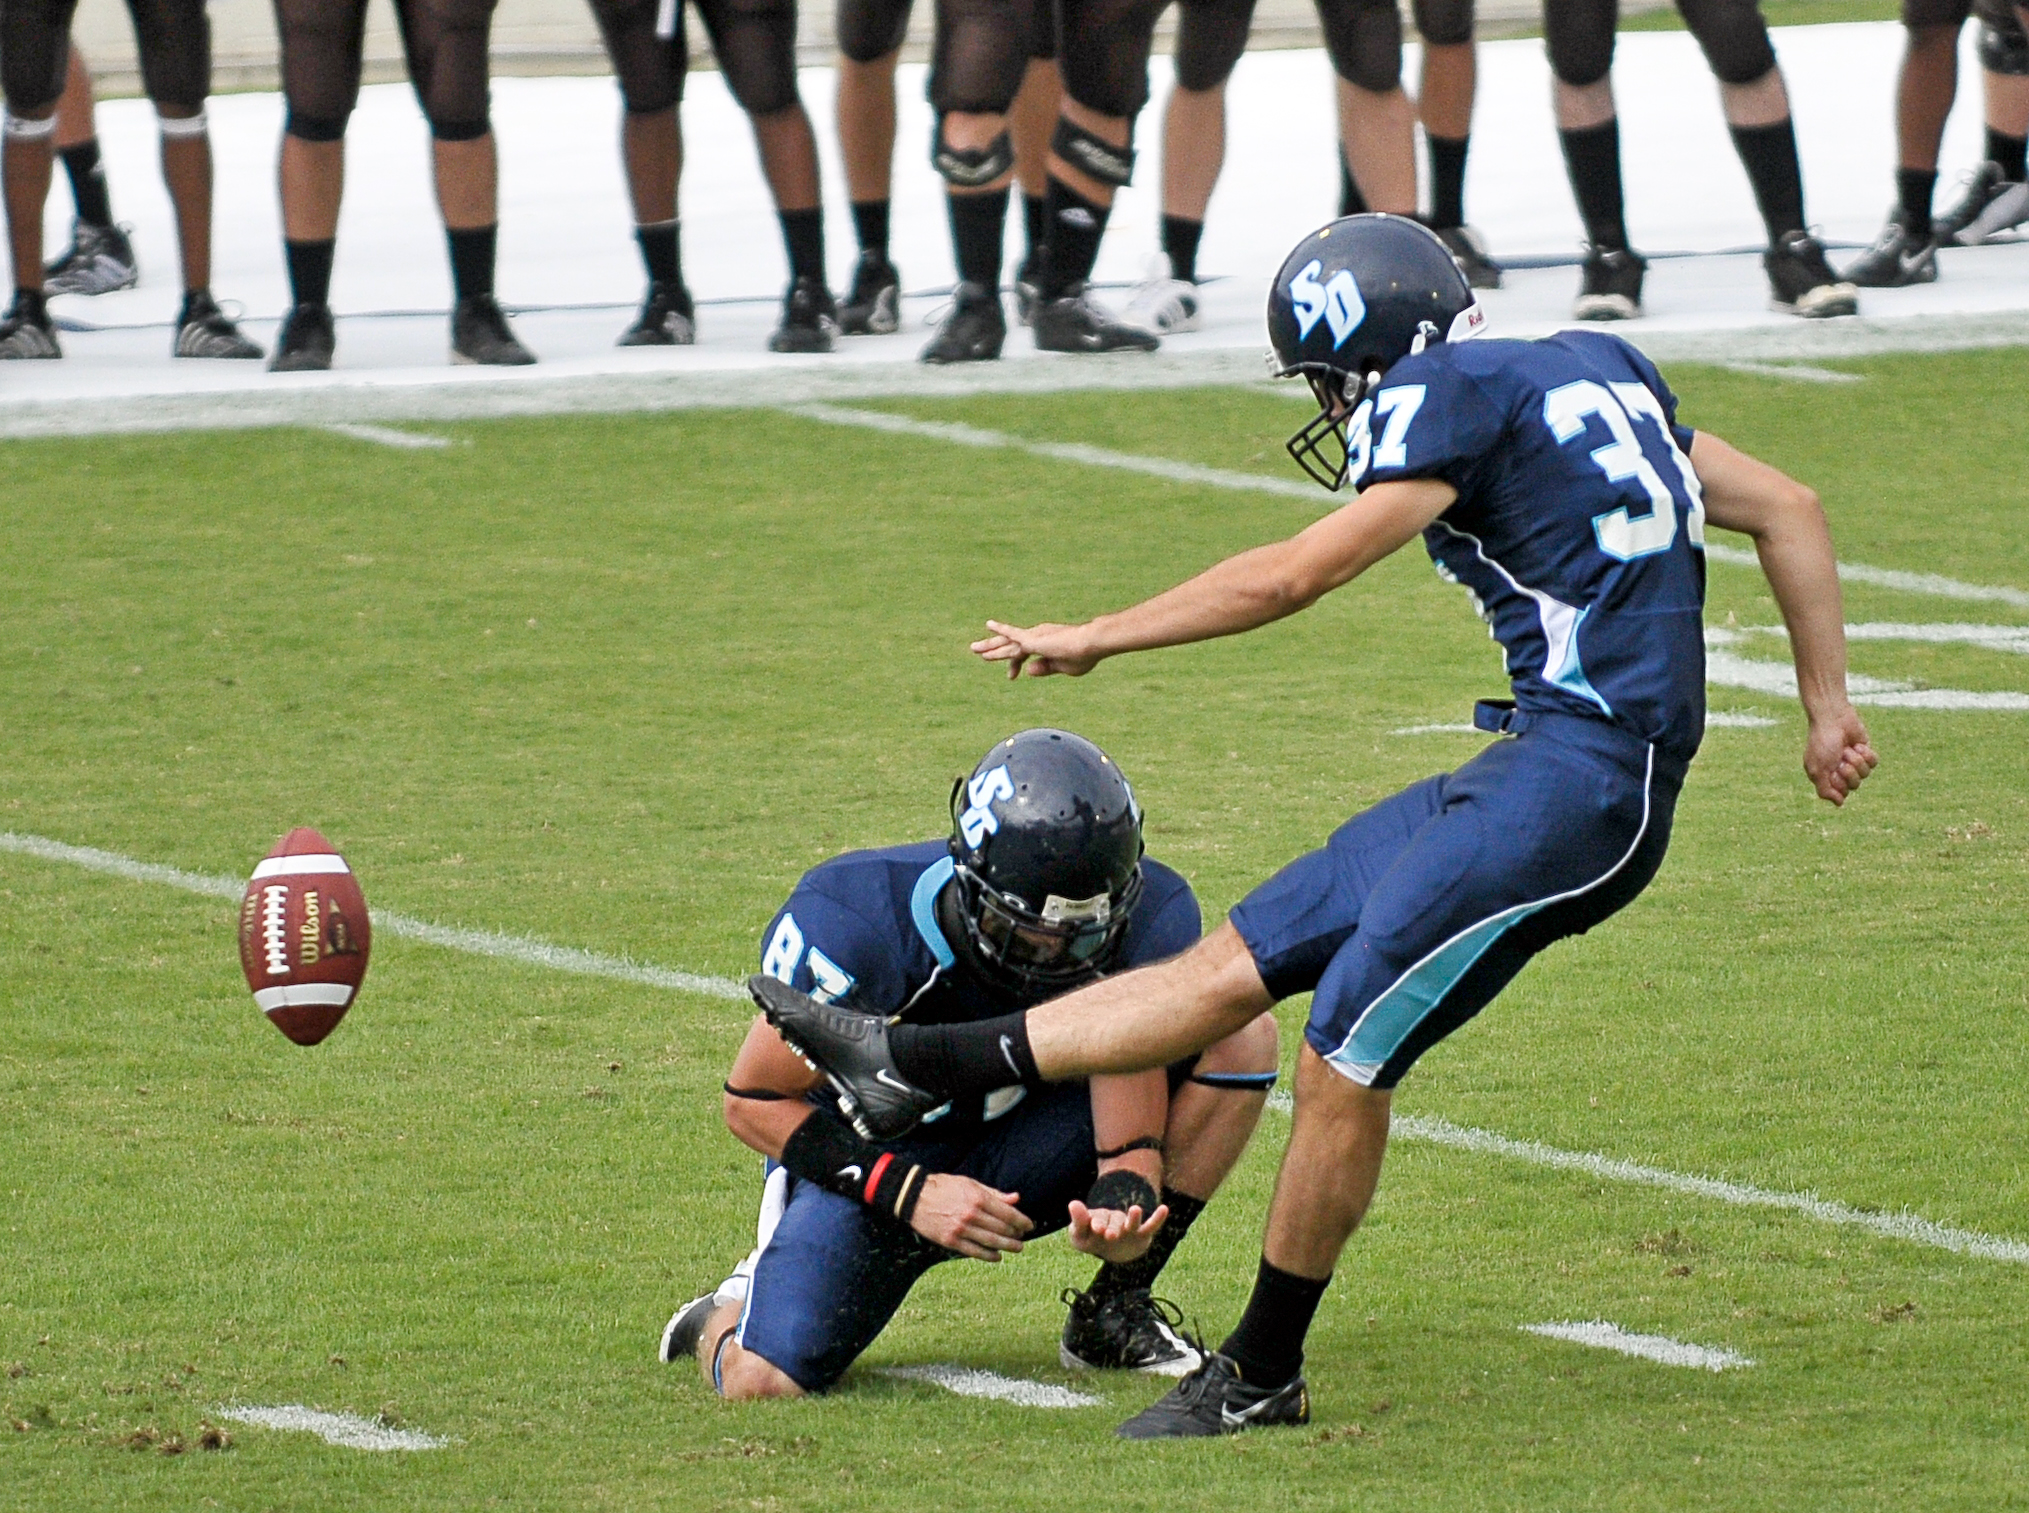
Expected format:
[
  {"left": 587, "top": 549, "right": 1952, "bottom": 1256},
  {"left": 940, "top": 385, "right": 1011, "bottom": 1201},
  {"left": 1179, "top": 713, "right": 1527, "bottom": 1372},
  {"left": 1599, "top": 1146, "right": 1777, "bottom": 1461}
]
[
  {"left": 174, "top": 289, "right": 263, "bottom": 359},
  {"left": 1842, "top": 213, "right": 1938, "bottom": 288},
  {"left": 1765, "top": 230, "right": 1857, "bottom": 318},
  {"left": 767, "top": 275, "right": 838, "bottom": 353},
  {"left": 838, "top": 250, "right": 901, "bottom": 335},
  {"left": 619, "top": 280, "right": 696, "bottom": 346},
  {"left": 1434, "top": 224, "right": 1503, "bottom": 290},
  {"left": 1032, "top": 282, "right": 1160, "bottom": 354},
  {"left": 920, "top": 280, "right": 1006, "bottom": 364},
  {"left": 452, "top": 293, "right": 537, "bottom": 365},
  {"left": 747, "top": 975, "right": 943, "bottom": 1141},
  {"left": 44, "top": 219, "right": 138, "bottom": 296},
  {"left": 269, "top": 301, "right": 335, "bottom": 372},
  {"left": 658, "top": 1293, "right": 720, "bottom": 1364},
  {"left": 1115, "top": 1351, "right": 1310, "bottom": 1439},
  {"left": 1061, "top": 1288, "right": 1202, "bottom": 1377},
  {"left": 0, "top": 290, "right": 61, "bottom": 359},
  {"left": 1573, "top": 244, "right": 1645, "bottom": 321}
]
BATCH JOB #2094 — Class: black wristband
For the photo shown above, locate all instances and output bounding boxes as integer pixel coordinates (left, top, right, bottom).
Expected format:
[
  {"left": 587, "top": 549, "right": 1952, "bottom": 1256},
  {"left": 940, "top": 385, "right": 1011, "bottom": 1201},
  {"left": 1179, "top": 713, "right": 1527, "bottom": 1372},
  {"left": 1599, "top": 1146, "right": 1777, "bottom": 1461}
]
[
  {"left": 1086, "top": 1169, "right": 1158, "bottom": 1215},
  {"left": 1095, "top": 1135, "right": 1165, "bottom": 1160},
  {"left": 778, "top": 1111, "right": 927, "bottom": 1223}
]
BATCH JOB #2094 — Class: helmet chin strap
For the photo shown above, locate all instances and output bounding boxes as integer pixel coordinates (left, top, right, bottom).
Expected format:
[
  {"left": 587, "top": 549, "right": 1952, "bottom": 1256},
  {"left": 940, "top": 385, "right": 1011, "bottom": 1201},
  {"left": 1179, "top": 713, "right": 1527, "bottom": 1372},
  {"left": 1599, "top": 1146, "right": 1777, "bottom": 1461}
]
[{"left": 1407, "top": 319, "right": 1440, "bottom": 357}]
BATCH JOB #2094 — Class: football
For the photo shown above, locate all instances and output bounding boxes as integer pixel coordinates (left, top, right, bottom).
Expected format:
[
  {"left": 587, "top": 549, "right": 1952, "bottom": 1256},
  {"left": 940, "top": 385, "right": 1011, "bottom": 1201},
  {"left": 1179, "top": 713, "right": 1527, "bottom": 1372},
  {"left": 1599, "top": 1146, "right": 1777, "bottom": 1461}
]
[{"left": 237, "top": 827, "right": 372, "bottom": 1046}]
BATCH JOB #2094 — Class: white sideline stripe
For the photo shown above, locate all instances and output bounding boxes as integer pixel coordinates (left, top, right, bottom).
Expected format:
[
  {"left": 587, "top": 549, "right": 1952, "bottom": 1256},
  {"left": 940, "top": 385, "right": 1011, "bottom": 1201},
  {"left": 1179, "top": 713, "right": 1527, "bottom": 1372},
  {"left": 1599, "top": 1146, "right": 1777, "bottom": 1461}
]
[
  {"left": 1389, "top": 723, "right": 1481, "bottom": 736},
  {"left": 1705, "top": 541, "right": 2029, "bottom": 608},
  {"left": 1394, "top": 1113, "right": 2029, "bottom": 1264},
  {"left": 877, "top": 1365, "right": 1100, "bottom": 1408},
  {"left": 253, "top": 983, "right": 354, "bottom": 1011},
  {"left": 788, "top": 402, "right": 1321, "bottom": 501},
  {"left": 1749, "top": 622, "right": 2029, "bottom": 655},
  {"left": 1703, "top": 710, "right": 1778, "bottom": 727},
  {"left": 1717, "top": 361, "right": 1864, "bottom": 385},
  {"left": 0, "top": 830, "right": 746, "bottom": 1001},
  {"left": 215, "top": 1404, "right": 446, "bottom": 1451},
  {"left": 18, "top": 828, "right": 2029, "bottom": 1267},
  {"left": 1705, "top": 647, "right": 2029, "bottom": 710},
  {"left": 250, "top": 853, "right": 350, "bottom": 879},
  {"left": 1521, "top": 1322, "right": 1754, "bottom": 1372},
  {"left": 792, "top": 403, "right": 2029, "bottom": 613},
  {"left": 321, "top": 422, "right": 454, "bottom": 450}
]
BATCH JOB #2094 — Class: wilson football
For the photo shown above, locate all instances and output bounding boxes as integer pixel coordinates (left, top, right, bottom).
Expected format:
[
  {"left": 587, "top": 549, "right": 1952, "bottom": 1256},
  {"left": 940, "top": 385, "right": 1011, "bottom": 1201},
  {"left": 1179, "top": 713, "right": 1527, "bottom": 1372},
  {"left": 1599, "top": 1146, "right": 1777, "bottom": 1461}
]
[{"left": 237, "top": 827, "right": 371, "bottom": 1046}]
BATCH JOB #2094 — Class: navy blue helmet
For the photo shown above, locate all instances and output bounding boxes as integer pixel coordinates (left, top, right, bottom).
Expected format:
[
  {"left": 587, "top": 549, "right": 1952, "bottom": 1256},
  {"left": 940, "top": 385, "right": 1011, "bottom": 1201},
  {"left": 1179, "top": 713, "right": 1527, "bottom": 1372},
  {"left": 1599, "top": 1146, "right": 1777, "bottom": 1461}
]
[
  {"left": 1266, "top": 214, "right": 1485, "bottom": 490},
  {"left": 947, "top": 729, "right": 1144, "bottom": 994}
]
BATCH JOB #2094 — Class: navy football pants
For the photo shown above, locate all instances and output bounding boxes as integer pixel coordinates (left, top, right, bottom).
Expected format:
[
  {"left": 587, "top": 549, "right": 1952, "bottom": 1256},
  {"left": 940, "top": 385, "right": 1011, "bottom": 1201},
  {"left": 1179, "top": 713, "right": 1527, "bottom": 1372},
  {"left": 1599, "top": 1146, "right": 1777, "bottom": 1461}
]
[{"left": 1231, "top": 708, "right": 1688, "bottom": 1089}]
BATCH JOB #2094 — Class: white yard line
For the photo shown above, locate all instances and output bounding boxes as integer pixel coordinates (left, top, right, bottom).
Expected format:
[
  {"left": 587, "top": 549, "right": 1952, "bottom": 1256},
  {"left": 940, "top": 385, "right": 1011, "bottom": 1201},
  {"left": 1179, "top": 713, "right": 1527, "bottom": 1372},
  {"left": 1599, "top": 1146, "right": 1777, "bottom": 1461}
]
[
  {"left": 1390, "top": 723, "right": 1483, "bottom": 736},
  {"left": 1703, "top": 710, "right": 1778, "bottom": 727},
  {"left": 215, "top": 1404, "right": 446, "bottom": 1450},
  {"left": 1704, "top": 541, "right": 2029, "bottom": 609},
  {"left": 1704, "top": 637, "right": 2029, "bottom": 711},
  {"left": 1520, "top": 1322, "right": 1754, "bottom": 1372},
  {"left": 320, "top": 422, "right": 455, "bottom": 449},
  {"left": 0, "top": 830, "right": 745, "bottom": 1001},
  {"left": 1717, "top": 361, "right": 1864, "bottom": 384},
  {"left": 877, "top": 1365, "right": 1100, "bottom": 1408},
  {"left": 1741, "top": 622, "right": 2029, "bottom": 655},
  {"left": 12, "top": 828, "right": 2029, "bottom": 1267}
]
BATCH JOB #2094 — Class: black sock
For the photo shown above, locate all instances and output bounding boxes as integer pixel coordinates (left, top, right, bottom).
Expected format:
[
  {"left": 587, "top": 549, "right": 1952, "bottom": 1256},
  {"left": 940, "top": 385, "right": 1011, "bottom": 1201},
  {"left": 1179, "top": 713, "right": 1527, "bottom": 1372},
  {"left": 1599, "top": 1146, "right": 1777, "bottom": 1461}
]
[
  {"left": 1218, "top": 1257, "right": 1330, "bottom": 1389},
  {"left": 60, "top": 141, "right": 113, "bottom": 228},
  {"left": 1987, "top": 127, "right": 2028, "bottom": 181},
  {"left": 1426, "top": 133, "right": 1470, "bottom": 230},
  {"left": 1729, "top": 118, "right": 1806, "bottom": 243},
  {"left": 1021, "top": 192, "right": 1047, "bottom": 264},
  {"left": 779, "top": 207, "right": 826, "bottom": 284},
  {"left": 1896, "top": 168, "right": 1937, "bottom": 237},
  {"left": 446, "top": 224, "right": 497, "bottom": 302},
  {"left": 1161, "top": 214, "right": 1204, "bottom": 283},
  {"left": 1039, "top": 176, "right": 1108, "bottom": 298},
  {"left": 1558, "top": 120, "right": 1628, "bottom": 251},
  {"left": 1338, "top": 156, "right": 1367, "bottom": 217},
  {"left": 636, "top": 219, "right": 682, "bottom": 287},
  {"left": 850, "top": 198, "right": 891, "bottom": 258},
  {"left": 948, "top": 186, "right": 1010, "bottom": 289},
  {"left": 10, "top": 287, "right": 46, "bottom": 322},
  {"left": 284, "top": 238, "right": 336, "bottom": 308},
  {"left": 888, "top": 1012, "right": 1038, "bottom": 1096},
  {"left": 1089, "top": 1189, "right": 1208, "bottom": 1300}
]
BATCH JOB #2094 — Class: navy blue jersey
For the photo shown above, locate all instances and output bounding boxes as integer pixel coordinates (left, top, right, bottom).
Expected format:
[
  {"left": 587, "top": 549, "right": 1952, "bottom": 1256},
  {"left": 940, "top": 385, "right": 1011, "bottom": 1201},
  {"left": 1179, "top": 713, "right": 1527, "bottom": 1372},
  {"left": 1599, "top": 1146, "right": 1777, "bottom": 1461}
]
[
  {"left": 1351, "top": 330, "right": 1707, "bottom": 761},
  {"left": 758, "top": 841, "right": 1201, "bottom": 1136}
]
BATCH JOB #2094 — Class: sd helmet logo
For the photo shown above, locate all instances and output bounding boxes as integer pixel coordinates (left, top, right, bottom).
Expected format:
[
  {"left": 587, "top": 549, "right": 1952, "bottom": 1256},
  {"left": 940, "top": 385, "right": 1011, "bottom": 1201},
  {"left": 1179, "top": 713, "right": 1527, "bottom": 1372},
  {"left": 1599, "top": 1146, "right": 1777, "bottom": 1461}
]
[{"left": 1288, "top": 259, "right": 1367, "bottom": 349}]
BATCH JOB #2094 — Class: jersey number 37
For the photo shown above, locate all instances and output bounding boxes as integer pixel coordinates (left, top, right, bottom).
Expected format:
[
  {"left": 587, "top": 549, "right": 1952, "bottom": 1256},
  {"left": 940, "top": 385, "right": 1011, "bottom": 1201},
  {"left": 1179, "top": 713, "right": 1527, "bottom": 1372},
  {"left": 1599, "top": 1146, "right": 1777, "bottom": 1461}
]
[{"left": 1543, "top": 379, "right": 1707, "bottom": 562}]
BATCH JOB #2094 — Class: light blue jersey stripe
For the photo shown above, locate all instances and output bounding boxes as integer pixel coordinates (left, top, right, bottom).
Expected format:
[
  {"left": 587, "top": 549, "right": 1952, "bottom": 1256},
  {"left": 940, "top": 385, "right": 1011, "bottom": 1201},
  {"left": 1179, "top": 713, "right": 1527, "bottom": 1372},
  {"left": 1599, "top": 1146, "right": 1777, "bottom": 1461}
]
[{"left": 910, "top": 855, "right": 957, "bottom": 969}]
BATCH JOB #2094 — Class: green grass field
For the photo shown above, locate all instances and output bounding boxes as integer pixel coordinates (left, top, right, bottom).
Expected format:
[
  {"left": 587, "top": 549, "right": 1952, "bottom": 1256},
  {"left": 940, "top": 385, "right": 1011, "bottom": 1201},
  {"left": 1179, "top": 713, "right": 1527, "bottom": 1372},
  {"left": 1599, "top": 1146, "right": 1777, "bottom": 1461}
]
[{"left": 4, "top": 348, "right": 2028, "bottom": 1511}]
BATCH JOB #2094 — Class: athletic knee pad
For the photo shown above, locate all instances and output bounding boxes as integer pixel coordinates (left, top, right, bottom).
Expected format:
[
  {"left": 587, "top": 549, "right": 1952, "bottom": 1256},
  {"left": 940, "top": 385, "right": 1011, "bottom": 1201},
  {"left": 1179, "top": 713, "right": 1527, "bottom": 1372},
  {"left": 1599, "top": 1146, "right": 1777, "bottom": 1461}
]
[
  {"left": 1675, "top": 0, "right": 1777, "bottom": 85},
  {"left": 932, "top": 120, "right": 1015, "bottom": 186},
  {"left": 1173, "top": 0, "right": 1255, "bottom": 91},
  {"left": 1980, "top": 14, "right": 2029, "bottom": 73},
  {"left": 837, "top": 0, "right": 912, "bottom": 61},
  {"left": 1543, "top": 0, "right": 1615, "bottom": 86},
  {"left": 1411, "top": 0, "right": 1473, "bottom": 47},
  {"left": 1316, "top": 0, "right": 1403, "bottom": 92},
  {"left": 284, "top": 108, "right": 350, "bottom": 142},
  {"left": 1051, "top": 115, "right": 1134, "bottom": 185},
  {"left": 429, "top": 113, "right": 492, "bottom": 141},
  {"left": 1, "top": 111, "right": 57, "bottom": 141}
]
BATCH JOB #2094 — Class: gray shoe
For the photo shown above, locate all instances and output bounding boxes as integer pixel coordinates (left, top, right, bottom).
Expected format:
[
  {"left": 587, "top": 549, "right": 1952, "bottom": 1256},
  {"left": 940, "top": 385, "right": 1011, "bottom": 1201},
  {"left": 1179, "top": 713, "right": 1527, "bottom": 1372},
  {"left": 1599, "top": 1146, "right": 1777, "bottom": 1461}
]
[
  {"left": 44, "top": 220, "right": 138, "bottom": 296},
  {"left": 1936, "top": 161, "right": 2029, "bottom": 245},
  {"left": 618, "top": 281, "right": 696, "bottom": 346},
  {"left": 174, "top": 290, "right": 263, "bottom": 359},
  {"left": 451, "top": 294, "right": 536, "bottom": 365},
  {"left": 0, "top": 292, "right": 61, "bottom": 358},
  {"left": 1032, "top": 283, "right": 1160, "bottom": 353}
]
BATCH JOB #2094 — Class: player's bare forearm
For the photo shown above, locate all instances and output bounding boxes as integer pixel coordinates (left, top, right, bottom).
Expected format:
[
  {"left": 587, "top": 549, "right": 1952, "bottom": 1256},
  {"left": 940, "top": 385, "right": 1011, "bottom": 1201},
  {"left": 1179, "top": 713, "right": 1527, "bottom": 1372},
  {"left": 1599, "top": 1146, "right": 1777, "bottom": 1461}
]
[
  {"left": 1690, "top": 430, "right": 1878, "bottom": 803},
  {"left": 721, "top": 1012, "right": 823, "bottom": 1158},
  {"left": 1089, "top": 1069, "right": 1168, "bottom": 1187},
  {"left": 971, "top": 478, "right": 1455, "bottom": 677}
]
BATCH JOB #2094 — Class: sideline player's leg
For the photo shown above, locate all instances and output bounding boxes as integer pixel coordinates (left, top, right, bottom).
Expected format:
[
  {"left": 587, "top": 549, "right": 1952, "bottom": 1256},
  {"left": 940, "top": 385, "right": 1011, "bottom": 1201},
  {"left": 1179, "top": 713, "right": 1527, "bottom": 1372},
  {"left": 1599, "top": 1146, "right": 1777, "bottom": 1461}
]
[
  {"left": 588, "top": 0, "right": 698, "bottom": 344},
  {"left": 45, "top": 45, "right": 140, "bottom": 298},
  {"left": 0, "top": 0, "right": 78, "bottom": 357},
  {"left": 1843, "top": 0, "right": 1964, "bottom": 285},
  {"left": 834, "top": 0, "right": 911, "bottom": 333},
  {"left": 696, "top": 0, "right": 838, "bottom": 352},
  {"left": 1675, "top": 0, "right": 1856, "bottom": 317},
  {"left": 1316, "top": 0, "right": 1415, "bottom": 218},
  {"left": 398, "top": 0, "right": 538, "bottom": 363},
  {"left": 1031, "top": 0, "right": 1163, "bottom": 351},
  {"left": 1414, "top": 0, "right": 1500, "bottom": 288},
  {"left": 1060, "top": 1012, "right": 1279, "bottom": 1374},
  {"left": 271, "top": 0, "right": 368, "bottom": 370},
  {"left": 126, "top": 0, "right": 265, "bottom": 358},
  {"left": 1009, "top": 50, "right": 1061, "bottom": 320},
  {"left": 1544, "top": 0, "right": 1646, "bottom": 320},
  {"left": 920, "top": 0, "right": 1037, "bottom": 362},
  {"left": 1934, "top": 2, "right": 2029, "bottom": 243}
]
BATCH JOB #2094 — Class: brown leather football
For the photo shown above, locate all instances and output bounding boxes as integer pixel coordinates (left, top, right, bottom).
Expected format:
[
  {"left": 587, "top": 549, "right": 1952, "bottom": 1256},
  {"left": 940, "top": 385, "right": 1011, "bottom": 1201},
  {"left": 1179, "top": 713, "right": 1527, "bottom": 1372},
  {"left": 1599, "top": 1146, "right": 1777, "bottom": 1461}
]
[{"left": 237, "top": 827, "right": 371, "bottom": 1046}]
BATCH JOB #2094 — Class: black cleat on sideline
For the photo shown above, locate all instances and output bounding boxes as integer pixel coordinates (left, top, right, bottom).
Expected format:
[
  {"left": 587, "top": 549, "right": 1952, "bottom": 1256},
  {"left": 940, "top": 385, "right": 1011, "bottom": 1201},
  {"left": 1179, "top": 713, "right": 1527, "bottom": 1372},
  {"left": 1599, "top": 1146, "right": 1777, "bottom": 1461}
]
[
  {"left": 269, "top": 301, "right": 335, "bottom": 372},
  {"left": 1115, "top": 1351, "right": 1310, "bottom": 1439},
  {"left": 619, "top": 280, "right": 696, "bottom": 346},
  {"left": 658, "top": 1293, "right": 720, "bottom": 1364},
  {"left": 1032, "top": 283, "right": 1160, "bottom": 353},
  {"left": 1573, "top": 244, "right": 1645, "bottom": 321},
  {"left": 920, "top": 281, "right": 1006, "bottom": 364},
  {"left": 768, "top": 275, "right": 839, "bottom": 353},
  {"left": 1765, "top": 230, "right": 1858, "bottom": 319},
  {"left": 452, "top": 294, "right": 537, "bottom": 365},
  {"left": 1061, "top": 1288, "right": 1202, "bottom": 1376},
  {"left": 45, "top": 220, "right": 138, "bottom": 296},
  {"left": 747, "top": 974, "right": 943, "bottom": 1141},
  {"left": 175, "top": 290, "right": 264, "bottom": 359},
  {"left": 838, "top": 250, "right": 901, "bottom": 335},
  {"left": 1842, "top": 214, "right": 1938, "bottom": 288},
  {"left": 0, "top": 290, "right": 62, "bottom": 359}
]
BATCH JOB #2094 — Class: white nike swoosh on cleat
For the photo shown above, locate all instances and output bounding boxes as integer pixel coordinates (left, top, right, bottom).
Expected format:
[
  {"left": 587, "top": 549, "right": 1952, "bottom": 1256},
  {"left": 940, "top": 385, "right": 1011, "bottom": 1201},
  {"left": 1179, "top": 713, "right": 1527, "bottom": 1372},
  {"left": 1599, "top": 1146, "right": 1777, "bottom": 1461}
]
[
  {"left": 874, "top": 1069, "right": 915, "bottom": 1092},
  {"left": 999, "top": 1035, "right": 1021, "bottom": 1077}
]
